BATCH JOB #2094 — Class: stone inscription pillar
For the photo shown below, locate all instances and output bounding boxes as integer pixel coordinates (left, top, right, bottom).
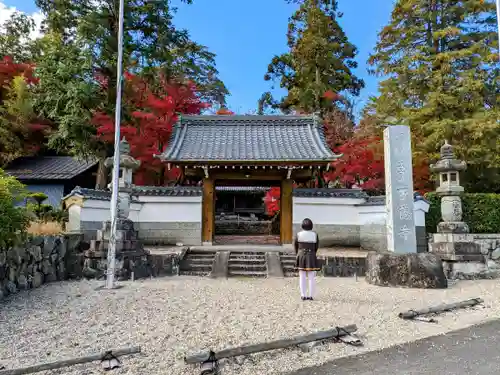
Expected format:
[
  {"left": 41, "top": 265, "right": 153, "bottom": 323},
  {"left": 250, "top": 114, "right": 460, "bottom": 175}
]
[{"left": 383, "top": 125, "right": 417, "bottom": 253}]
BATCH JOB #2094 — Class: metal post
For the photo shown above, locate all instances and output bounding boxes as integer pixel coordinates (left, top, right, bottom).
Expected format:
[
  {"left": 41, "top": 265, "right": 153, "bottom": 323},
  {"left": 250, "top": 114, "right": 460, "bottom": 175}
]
[{"left": 105, "top": 0, "right": 125, "bottom": 289}]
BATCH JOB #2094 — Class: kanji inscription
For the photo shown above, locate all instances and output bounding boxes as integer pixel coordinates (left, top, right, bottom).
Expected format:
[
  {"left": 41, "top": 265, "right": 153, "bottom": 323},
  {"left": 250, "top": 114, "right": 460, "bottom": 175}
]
[{"left": 383, "top": 126, "right": 417, "bottom": 253}]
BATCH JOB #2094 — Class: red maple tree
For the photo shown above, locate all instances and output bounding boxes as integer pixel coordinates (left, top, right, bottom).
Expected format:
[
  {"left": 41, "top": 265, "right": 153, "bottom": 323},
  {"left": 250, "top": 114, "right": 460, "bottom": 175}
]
[
  {"left": 0, "top": 56, "right": 38, "bottom": 99},
  {"left": 93, "top": 73, "right": 209, "bottom": 185},
  {"left": 264, "top": 187, "right": 280, "bottom": 216},
  {"left": 325, "top": 135, "right": 432, "bottom": 194},
  {"left": 326, "top": 136, "right": 385, "bottom": 192}
]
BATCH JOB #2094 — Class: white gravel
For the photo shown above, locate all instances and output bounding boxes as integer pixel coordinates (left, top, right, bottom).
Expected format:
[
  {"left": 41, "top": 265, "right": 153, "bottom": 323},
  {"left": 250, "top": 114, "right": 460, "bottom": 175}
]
[{"left": 0, "top": 277, "right": 499, "bottom": 375}]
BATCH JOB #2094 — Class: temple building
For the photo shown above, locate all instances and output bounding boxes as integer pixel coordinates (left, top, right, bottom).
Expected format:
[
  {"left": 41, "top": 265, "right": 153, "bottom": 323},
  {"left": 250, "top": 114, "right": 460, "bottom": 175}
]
[{"left": 156, "top": 115, "right": 341, "bottom": 245}]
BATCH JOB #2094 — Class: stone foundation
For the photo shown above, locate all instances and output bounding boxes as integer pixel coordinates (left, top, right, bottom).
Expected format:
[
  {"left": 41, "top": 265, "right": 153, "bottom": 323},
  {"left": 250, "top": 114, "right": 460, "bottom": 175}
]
[
  {"left": 78, "top": 221, "right": 203, "bottom": 246},
  {"left": 318, "top": 256, "right": 367, "bottom": 277},
  {"left": 293, "top": 224, "right": 360, "bottom": 247},
  {"left": 137, "top": 222, "right": 201, "bottom": 246},
  {"left": 215, "top": 220, "right": 273, "bottom": 235},
  {"left": 359, "top": 224, "right": 428, "bottom": 253},
  {"left": 83, "top": 218, "right": 152, "bottom": 280}
]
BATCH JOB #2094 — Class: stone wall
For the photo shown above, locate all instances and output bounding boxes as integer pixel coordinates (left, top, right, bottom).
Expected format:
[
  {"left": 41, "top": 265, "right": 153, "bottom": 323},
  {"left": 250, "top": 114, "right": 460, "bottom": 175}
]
[{"left": 0, "top": 234, "right": 85, "bottom": 301}]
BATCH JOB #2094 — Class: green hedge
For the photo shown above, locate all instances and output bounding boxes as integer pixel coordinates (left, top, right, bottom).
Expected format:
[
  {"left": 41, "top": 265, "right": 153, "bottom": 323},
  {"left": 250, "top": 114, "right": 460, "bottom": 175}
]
[{"left": 425, "top": 193, "right": 500, "bottom": 234}]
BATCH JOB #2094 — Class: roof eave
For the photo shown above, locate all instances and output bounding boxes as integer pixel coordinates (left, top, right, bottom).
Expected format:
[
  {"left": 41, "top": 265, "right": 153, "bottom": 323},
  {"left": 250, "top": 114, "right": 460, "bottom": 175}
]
[{"left": 156, "top": 157, "right": 342, "bottom": 165}]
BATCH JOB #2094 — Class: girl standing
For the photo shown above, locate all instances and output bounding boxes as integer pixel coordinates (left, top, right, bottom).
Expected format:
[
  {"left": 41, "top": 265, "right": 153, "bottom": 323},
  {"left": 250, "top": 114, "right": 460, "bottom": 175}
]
[{"left": 294, "top": 218, "right": 320, "bottom": 301}]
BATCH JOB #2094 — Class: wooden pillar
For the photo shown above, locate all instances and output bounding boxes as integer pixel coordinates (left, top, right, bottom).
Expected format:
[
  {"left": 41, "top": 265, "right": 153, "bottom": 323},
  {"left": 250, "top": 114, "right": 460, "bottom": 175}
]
[
  {"left": 280, "top": 179, "right": 293, "bottom": 244},
  {"left": 202, "top": 178, "right": 215, "bottom": 244}
]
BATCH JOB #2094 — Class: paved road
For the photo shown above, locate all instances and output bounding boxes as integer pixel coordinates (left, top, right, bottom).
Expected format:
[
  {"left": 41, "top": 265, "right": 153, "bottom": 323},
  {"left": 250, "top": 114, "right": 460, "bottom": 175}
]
[{"left": 288, "top": 319, "right": 500, "bottom": 375}]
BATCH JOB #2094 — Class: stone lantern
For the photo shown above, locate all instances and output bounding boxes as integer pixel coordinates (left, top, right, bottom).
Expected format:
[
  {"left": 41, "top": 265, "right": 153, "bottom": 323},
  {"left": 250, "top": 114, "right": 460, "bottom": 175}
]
[
  {"left": 84, "top": 138, "right": 150, "bottom": 281},
  {"left": 104, "top": 138, "right": 141, "bottom": 220},
  {"left": 428, "top": 140, "right": 484, "bottom": 279},
  {"left": 429, "top": 140, "right": 467, "bottom": 233}
]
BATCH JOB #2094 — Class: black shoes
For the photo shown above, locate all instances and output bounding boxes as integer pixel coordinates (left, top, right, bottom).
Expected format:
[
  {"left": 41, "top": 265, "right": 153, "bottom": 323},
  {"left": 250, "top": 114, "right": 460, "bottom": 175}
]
[{"left": 301, "top": 297, "right": 314, "bottom": 301}]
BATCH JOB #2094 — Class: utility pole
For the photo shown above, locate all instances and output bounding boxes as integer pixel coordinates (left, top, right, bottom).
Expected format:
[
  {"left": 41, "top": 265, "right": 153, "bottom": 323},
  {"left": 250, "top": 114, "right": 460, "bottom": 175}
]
[{"left": 105, "top": 0, "right": 125, "bottom": 289}]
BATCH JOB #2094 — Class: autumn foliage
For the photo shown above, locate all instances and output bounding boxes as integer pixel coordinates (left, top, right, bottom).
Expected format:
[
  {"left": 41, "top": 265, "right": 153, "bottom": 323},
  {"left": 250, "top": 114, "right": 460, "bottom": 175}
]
[
  {"left": 325, "top": 134, "right": 432, "bottom": 194},
  {"left": 215, "top": 106, "right": 235, "bottom": 115},
  {"left": 92, "top": 73, "right": 209, "bottom": 185},
  {"left": 326, "top": 136, "right": 385, "bottom": 192},
  {"left": 0, "top": 56, "right": 38, "bottom": 100},
  {"left": 264, "top": 187, "right": 280, "bottom": 216}
]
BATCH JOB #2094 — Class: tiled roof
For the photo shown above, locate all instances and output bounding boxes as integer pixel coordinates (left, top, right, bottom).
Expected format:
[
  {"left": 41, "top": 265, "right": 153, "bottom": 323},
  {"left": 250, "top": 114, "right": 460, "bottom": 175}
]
[
  {"left": 134, "top": 186, "right": 202, "bottom": 196},
  {"left": 66, "top": 187, "right": 112, "bottom": 200},
  {"left": 159, "top": 115, "right": 340, "bottom": 163},
  {"left": 293, "top": 188, "right": 369, "bottom": 199},
  {"left": 5, "top": 156, "right": 97, "bottom": 180},
  {"left": 63, "top": 186, "right": 203, "bottom": 201},
  {"left": 357, "top": 192, "right": 429, "bottom": 206}
]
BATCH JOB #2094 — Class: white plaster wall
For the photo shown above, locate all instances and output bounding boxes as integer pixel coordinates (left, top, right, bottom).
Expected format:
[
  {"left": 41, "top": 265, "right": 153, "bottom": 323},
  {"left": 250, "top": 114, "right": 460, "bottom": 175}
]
[
  {"left": 67, "top": 205, "right": 82, "bottom": 231},
  {"left": 80, "top": 199, "right": 140, "bottom": 223},
  {"left": 293, "top": 197, "right": 430, "bottom": 227},
  {"left": 358, "top": 205, "right": 386, "bottom": 225},
  {"left": 137, "top": 195, "right": 201, "bottom": 223},
  {"left": 293, "top": 197, "right": 366, "bottom": 225}
]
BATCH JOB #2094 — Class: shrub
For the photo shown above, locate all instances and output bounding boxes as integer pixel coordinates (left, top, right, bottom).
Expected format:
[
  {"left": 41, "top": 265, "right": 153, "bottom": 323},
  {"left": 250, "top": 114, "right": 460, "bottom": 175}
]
[
  {"left": 425, "top": 192, "right": 500, "bottom": 234},
  {"left": 0, "top": 169, "right": 30, "bottom": 249},
  {"left": 28, "top": 192, "right": 48, "bottom": 206}
]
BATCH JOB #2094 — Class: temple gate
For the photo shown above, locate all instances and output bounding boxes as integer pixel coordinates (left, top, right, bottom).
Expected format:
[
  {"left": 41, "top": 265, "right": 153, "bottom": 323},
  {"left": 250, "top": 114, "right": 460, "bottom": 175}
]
[{"left": 157, "top": 115, "right": 341, "bottom": 245}]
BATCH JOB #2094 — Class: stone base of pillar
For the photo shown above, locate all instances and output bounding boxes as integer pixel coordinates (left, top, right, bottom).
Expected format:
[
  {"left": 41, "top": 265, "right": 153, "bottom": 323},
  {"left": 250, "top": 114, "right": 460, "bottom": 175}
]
[
  {"left": 83, "top": 219, "right": 152, "bottom": 280},
  {"left": 437, "top": 221, "right": 469, "bottom": 234},
  {"left": 428, "top": 232, "right": 497, "bottom": 279},
  {"left": 365, "top": 252, "right": 447, "bottom": 289}
]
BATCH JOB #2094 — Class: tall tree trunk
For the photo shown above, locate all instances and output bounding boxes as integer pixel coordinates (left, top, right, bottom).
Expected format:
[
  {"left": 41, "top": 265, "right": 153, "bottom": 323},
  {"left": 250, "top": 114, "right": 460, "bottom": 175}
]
[
  {"left": 95, "top": 155, "right": 108, "bottom": 189},
  {"left": 315, "top": 65, "right": 321, "bottom": 113}
]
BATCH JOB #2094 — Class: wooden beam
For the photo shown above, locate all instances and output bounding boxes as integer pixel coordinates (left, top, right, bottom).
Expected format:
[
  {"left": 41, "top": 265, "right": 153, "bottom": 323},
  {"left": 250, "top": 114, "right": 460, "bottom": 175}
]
[
  {"left": 0, "top": 347, "right": 141, "bottom": 375},
  {"left": 202, "top": 178, "right": 215, "bottom": 244},
  {"left": 280, "top": 179, "right": 293, "bottom": 244},
  {"left": 184, "top": 325, "right": 358, "bottom": 364}
]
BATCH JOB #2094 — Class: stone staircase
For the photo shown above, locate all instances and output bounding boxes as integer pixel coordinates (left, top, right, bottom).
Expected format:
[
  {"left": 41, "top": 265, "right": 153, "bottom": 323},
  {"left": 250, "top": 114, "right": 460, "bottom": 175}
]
[
  {"left": 228, "top": 252, "right": 267, "bottom": 277},
  {"left": 179, "top": 250, "right": 216, "bottom": 276},
  {"left": 280, "top": 252, "right": 298, "bottom": 277}
]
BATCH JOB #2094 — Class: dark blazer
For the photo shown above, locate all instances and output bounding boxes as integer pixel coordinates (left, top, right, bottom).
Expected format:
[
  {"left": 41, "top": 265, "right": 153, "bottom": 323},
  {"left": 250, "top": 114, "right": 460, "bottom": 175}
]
[{"left": 294, "top": 230, "right": 320, "bottom": 271}]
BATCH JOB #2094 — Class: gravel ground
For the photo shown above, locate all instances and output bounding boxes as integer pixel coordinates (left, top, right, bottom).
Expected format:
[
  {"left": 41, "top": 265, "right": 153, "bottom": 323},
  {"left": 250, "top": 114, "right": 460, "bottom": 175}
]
[{"left": 0, "top": 277, "right": 499, "bottom": 375}]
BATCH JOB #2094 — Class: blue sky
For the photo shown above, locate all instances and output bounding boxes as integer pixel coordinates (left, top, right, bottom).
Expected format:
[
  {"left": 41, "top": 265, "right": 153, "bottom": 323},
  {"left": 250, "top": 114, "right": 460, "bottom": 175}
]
[{"left": 4, "top": 0, "right": 394, "bottom": 115}]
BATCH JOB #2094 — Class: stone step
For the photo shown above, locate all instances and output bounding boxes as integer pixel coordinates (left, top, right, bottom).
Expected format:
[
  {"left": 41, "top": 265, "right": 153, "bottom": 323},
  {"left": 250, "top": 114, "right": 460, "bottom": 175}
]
[
  {"left": 228, "top": 263, "right": 267, "bottom": 272},
  {"left": 285, "top": 272, "right": 298, "bottom": 277},
  {"left": 228, "top": 270, "right": 267, "bottom": 277},
  {"left": 183, "top": 262, "right": 213, "bottom": 270},
  {"left": 229, "top": 252, "right": 265, "bottom": 259},
  {"left": 180, "top": 270, "right": 211, "bottom": 277},
  {"left": 187, "top": 253, "right": 217, "bottom": 259},
  {"left": 228, "top": 258, "right": 266, "bottom": 265},
  {"left": 187, "top": 257, "right": 215, "bottom": 264}
]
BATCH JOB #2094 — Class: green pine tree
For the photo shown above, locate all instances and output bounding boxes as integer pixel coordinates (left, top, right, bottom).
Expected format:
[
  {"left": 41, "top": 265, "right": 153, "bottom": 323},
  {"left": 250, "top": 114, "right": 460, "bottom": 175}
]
[
  {"left": 368, "top": 0, "right": 500, "bottom": 192},
  {"left": 264, "top": 0, "right": 364, "bottom": 115},
  {"left": 33, "top": 0, "right": 228, "bottom": 187}
]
